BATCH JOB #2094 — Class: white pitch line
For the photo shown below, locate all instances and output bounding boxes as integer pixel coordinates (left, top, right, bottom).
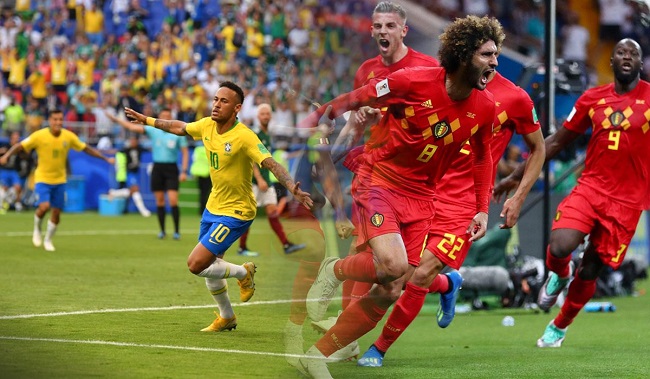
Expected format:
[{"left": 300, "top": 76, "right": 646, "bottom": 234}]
[
  {"left": 0, "top": 336, "right": 335, "bottom": 360},
  {"left": 0, "top": 297, "right": 341, "bottom": 320},
  {"left": 0, "top": 230, "right": 164, "bottom": 237}
]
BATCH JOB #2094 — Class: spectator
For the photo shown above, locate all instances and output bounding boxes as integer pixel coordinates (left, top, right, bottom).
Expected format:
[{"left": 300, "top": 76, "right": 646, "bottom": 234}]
[{"left": 2, "top": 97, "right": 25, "bottom": 137}]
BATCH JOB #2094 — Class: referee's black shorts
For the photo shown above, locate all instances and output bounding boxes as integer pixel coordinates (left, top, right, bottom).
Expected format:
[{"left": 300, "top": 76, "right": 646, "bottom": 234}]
[{"left": 151, "top": 163, "right": 180, "bottom": 191}]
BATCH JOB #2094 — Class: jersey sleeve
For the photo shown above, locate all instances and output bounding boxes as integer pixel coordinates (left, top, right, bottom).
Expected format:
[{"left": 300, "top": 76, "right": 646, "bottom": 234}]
[
  {"left": 20, "top": 134, "right": 37, "bottom": 152},
  {"left": 244, "top": 130, "right": 273, "bottom": 166},
  {"left": 69, "top": 132, "right": 87, "bottom": 151},
  {"left": 470, "top": 102, "right": 496, "bottom": 213},
  {"left": 511, "top": 88, "right": 541, "bottom": 135},
  {"left": 185, "top": 119, "right": 205, "bottom": 140}
]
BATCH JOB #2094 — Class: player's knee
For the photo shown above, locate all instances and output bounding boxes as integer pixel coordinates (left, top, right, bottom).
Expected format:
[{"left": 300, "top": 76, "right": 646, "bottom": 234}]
[
  {"left": 548, "top": 238, "right": 574, "bottom": 259},
  {"left": 377, "top": 262, "right": 408, "bottom": 284},
  {"left": 187, "top": 259, "right": 204, "bottom": 275}
]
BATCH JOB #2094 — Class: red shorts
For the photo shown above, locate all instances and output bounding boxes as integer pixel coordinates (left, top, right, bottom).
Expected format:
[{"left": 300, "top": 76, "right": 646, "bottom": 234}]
[
  {"left": 553, "top": 185, "right": 642, "bottom": 270},
  {"left": 425, "top": 200, "right": 476, "bottom": 270},
  {"left": 352, "top": 181, "right": 435, "bottom": 266}
]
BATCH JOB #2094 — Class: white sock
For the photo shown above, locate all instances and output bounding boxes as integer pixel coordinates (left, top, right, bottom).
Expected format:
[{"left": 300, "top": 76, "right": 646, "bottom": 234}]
[
  {"left": 131, "top": 191, "right": 150, "bottom": 216},
  {"left": 109, "top": 188, "right": 131, "bottom": 198},
  {"left": 205, "top": 278, "right": 234, "bottom": 319},
  {"left": 197, "top": 259, "right": 247, "bottom": 279},
  {"left": 34, "top": 214, "right": 43, "bottom": 233},
  {"left": 45, "top": 220, "right": 57, "bottom": 242}
]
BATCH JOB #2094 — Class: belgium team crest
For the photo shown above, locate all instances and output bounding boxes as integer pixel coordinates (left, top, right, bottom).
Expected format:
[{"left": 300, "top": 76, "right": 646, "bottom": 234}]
[
  {"left": 433, "top": 121, "right": 450, "bottom": 139},
  {"left": 371, "top": 213, "right": 384, "bottom": 227},
  {"left": 609, "top": 111, "right": 625, "bottom": 127}
]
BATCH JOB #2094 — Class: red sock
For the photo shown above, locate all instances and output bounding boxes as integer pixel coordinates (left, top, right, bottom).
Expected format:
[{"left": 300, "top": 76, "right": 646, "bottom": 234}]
[
  {"left": 268, "top": 215, "right": 289, "bottom": 245},
  {"left": 239, "top": 229, "right": 249, "bottom": 249},
  {"left": 374, "top": 282, "right": 428, "bottom": 353},
  {"left": 341, "top": 280, "right": 354, "bottom": 310},
  {"left": 289, "top": 260, "right": 321, "bottom": 325},
  {"left": 350, "top": 281, "right": 373, "bottom": 305},
  {"left": 554, "top": 274, "right": 596, "bottom": 329},
  {"left": 333, "top": 252, "right": 378, "bottom": 283},
  {"left": 428, "top": 274, "right": 450, "bottom": 294},
  {"left": 315, "top": 297, "right": 387, "bottom": 356},
  {"left": 546, "top": 246, "right": 572, "bottom": 278}
]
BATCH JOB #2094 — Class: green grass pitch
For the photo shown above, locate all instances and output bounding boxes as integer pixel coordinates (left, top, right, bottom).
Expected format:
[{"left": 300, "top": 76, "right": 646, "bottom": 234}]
[{"left": 1, "top": 211, "right": 648, "bottom": 378}]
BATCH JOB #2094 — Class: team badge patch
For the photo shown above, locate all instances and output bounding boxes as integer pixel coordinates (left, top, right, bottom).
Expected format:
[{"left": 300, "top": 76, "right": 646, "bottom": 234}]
[
  {"left": 609, "top": 111, "right": 625, "bottom": 127},
  {"left": 433, "top": 121, "right": 450, "bottom": 139},
  {"left": 555, "top": 211, "right": 562, "bottom": 221},
  {"left": 225, "top": 142, "right": 232, "bottom": 153},
  {"left": 371, "top": 213, "right": 384, "bottom": 227}
]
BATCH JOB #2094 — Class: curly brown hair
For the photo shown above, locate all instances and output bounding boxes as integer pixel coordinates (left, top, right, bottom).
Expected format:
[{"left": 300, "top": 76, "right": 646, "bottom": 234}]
[{"left": 438, "top": 16, "right": 505, "bottom": 74}]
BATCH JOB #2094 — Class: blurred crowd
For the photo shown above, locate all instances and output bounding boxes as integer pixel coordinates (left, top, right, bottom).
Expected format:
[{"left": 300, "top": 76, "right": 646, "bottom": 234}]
[
  {"left": 1, "top": 0, "right": 649, "bottom": 147},
  {"left": 0, "top": 0, "right": 377, "bottom": 144}
]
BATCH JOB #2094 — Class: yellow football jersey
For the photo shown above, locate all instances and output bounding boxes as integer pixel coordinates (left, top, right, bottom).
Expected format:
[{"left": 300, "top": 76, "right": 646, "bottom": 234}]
[
  {"left": 186, "top": 118, "right": 272, "bottom": 220},
  {"left": 21, "top": 128, "right": 87, "bottom": 185}
]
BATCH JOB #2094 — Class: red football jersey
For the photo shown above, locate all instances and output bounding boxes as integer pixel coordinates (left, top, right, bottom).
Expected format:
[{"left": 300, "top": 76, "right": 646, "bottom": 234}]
[
  {"left": 438, "top": 72, "right": 541, "bottom": 207},
  {"left": 353, "top": 48, "right": 439, "bottom": 153},
  {"left": 564, "top": 80, "right": 650, "bottom": 210},
  {"left": 330, "top": 66, "right": 495, "bottom": 211}
]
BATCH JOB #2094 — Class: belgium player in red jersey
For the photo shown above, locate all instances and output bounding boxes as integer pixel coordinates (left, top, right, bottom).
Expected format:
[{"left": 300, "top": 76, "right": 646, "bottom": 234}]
[
  {"left": 298, "top": 15, "right": 505, "bottom": 378},
  {"left": 357, "top": 70, "right": 546, "bottom": 366},
  {"left": 495, "top": 38, "right": 650, "bottom": 348}
]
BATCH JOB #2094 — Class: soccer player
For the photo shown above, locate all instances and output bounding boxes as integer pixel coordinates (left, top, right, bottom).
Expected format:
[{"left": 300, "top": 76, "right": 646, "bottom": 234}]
[
  {"left": 111, "top": 108, "right": 188, "bottom": 239},
  {"left": 494, "top": 38, "right": 650, "bottom": 348},
  {"left": 237, "top": 103, "right": 306, "bottom": 257},
  {"left": 0, "top": 131, "right": 30, "bottom": 212},
  {"left": 123, "top": 81, "right": 313, "bottom": 332},
  {"left": 298, "top": 16, "right": 504, "bottom": 378},
  {"left": 104, "top": 129, "right": 151, "bottom": 218},
  {"left": 0, "top": 110, "right": 114, "bottom": 251},
  {"left": 331, "top": 1, "right": 440, "bottom": 322},
  {"left": 357, "top": 70, "right": 546, "bottom": 366}
]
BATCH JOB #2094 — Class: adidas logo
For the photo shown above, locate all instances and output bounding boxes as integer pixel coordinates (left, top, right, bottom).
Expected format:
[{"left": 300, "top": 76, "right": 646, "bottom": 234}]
[{"left": 421, "top": 99, "right": 432, "bottom": 108}]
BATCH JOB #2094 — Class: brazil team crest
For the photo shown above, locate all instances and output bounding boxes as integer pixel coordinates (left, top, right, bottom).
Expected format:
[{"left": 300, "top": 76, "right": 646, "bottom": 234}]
[
  {"left": 224, "top": 142, "right": 232, "bottom": 153},
  {"left": 371, "top": 213, "right": 384, "bottom": 227},
  {"left": 433, "top": 121, "right": 450, "bottom": 139}
]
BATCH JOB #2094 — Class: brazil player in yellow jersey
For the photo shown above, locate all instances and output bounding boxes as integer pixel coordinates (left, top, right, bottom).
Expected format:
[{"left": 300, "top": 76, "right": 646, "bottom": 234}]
[
  {"left": 0, "top": 109, "right": 114, "bottom": 251},
  {"left": 124, "top": 81, "right": 313, "bottom": 332}
]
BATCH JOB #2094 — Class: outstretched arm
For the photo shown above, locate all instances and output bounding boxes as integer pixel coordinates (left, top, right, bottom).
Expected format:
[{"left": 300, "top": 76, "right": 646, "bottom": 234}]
[
  {"left": 83, "top": 145, "right": 115, "bottom": 165},
  {"left": 0, "top": 143, "right": 25, "bottom": 166},
  {"left": 106, "top": 111, "right": 145, "bottom": 134},
  {"left": 316, "top": 148, "right": 355, "bottom": 239},
  {"left": 497, "top": 128, "right": 545, "bottom": 228},
  {"left": 493, "top": 126, "right": 580, "bottom": 199},
  {"left": 261, "top": 157, "right": 313, "bottom": 209},
  {"left": 123, "top": 107, "right": 189, "bottom": 136}
]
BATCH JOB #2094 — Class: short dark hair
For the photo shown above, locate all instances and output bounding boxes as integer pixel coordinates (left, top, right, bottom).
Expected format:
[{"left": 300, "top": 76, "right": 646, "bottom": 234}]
[
  {"left": 373, "top": 2, "right": 407, "bottom": 24},
  {"left": 49, "top": 109, "right": 63, "bottom": 117},
  {"left": 219, "top": 81, "right": 245, "bottom": 104},
  {"left": 438, "top": 16, "right": 505, "bottom": 73}
]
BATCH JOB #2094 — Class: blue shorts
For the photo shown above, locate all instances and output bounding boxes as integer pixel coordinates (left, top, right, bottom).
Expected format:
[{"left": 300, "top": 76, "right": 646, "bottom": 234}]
[
  {"left": 126, "top": 172, "right": 140, "bottom": 188},
  {"left": 0, "top": 169, "right": 23, "bottom": 187},
  {"left": 198, "top": 210, "right": 253, "bottom": 256},
  {"left": 34, "top": 183, "right": 66, "bottom": 209}
]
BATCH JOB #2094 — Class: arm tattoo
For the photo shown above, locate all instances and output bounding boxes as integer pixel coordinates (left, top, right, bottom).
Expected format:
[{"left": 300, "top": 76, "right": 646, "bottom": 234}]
[
  {"left": 154, "top": 119, "right": 175, "bottom": 133},
  {"left": 263, "top": 158, "right": 295, "bottom": 192}
]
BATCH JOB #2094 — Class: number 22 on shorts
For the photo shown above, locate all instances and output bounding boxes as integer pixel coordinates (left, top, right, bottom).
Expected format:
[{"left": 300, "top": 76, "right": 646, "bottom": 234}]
[{"left": 436, "top": 233, "right": 465, "bottom": 261}]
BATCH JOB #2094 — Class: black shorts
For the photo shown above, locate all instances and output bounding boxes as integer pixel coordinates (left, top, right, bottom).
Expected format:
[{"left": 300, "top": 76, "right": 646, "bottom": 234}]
[{"left": 151, "top": 163, "right": 180, "bottom": 191}]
